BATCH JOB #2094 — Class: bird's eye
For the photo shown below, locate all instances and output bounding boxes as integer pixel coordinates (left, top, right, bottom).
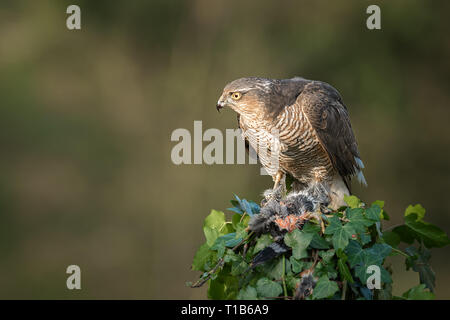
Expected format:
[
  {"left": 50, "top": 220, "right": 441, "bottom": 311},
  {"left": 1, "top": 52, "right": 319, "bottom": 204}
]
[{"left": 231, "top": 92, "right": 242, "bottom": 100}]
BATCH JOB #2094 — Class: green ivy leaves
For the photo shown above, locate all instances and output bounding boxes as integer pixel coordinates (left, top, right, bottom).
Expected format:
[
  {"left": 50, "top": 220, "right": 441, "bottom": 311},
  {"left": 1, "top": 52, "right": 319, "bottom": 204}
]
[
  {"left": 345, "top": 241, "right": 392, "bottom": 284},
  {"left": 324, "top": 203, "right": 381, "bottom": 252},
  {"left": 405, "top": 246, "right": 435, "bottom": 292},
  {"left": 324, "top": 216, "right": 355, "bottom": 251},
  {"left": 401, "top": 284, "right": 435, "bottom": 300},
  {"left": 284, "top": 229, "right": 313, "bottom": 259},
  {"left": 404, "top": 214, "right": 450, "bottom": 248},
  {"left": 346, "top": 208, "right": 373, "bottom": 233},
  {"left": 191, "top": 195, "right": 449, "bottom": 300},
  {"left": 312, "top": 276, "right": 339, "bottom": 299},
  {"left": 192, "top": 209, "right": 248, "bottom": 271},
  {"left": 236, "top": 285, "right": 258, "bottom": 300},
  {"left": 203, "top": 210, "right": 232, "bottom": 246},
  {"left": 255, "top": 278, "right": 283, "bottom": 298},
  {"left": 386, "top": 205, "right": 450, "bottom": 249}
]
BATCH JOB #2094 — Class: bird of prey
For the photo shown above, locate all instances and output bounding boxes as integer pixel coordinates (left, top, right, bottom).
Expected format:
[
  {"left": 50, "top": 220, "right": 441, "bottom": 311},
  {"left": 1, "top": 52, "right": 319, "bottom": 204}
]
[{"left": 216, "top": 77, "right": 366, "bottom": 210}]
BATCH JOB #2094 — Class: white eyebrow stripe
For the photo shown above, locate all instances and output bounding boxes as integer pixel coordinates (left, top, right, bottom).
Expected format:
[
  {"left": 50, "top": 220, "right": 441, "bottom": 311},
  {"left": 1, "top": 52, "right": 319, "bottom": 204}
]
[
  {"left": 233, "top": 87, "right": 254, "bottom": 92},
  {"left": 233, "top": 86, "right": 271, "bottom": 93}
]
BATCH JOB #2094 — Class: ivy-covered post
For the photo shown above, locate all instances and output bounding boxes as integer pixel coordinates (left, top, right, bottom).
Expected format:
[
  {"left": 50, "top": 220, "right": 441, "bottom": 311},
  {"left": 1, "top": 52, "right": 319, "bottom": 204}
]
[{"left": 189, "top": 194, "right": 450, "bottom": 300}]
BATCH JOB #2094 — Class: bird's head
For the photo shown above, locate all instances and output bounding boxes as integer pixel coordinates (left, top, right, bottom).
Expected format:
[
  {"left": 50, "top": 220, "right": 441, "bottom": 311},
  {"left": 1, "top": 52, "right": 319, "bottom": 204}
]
[{"left": 216, "top": 77, "right": 275, "bottom": 117}]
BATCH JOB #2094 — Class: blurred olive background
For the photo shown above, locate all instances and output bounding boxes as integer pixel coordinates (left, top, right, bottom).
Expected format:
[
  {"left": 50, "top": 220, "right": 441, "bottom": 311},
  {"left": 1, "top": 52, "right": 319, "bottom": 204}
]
[{"left": 0, "top": 0, "right": 449, "bottom": 299}]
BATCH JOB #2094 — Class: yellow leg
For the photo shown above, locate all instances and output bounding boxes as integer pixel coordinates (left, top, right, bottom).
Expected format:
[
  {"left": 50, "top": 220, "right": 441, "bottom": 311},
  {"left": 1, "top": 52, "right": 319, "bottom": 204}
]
[
  {"left": 312, "top": 209, "right": 326, "bottom": 234},
  {"left": 273, "top": 171, "right": 283, "bottom": 190}
]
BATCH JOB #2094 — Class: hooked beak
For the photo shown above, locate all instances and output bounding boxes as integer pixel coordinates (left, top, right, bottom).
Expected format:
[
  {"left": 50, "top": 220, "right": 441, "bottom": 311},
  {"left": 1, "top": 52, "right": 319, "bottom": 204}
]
[{"left": 216, "top": 100, "right": 225, "bottom": 113}]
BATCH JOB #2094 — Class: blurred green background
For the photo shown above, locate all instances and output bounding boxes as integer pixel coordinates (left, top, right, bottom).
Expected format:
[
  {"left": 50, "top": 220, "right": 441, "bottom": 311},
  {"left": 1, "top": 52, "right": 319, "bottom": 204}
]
[{"left": 0, "top": 0, "right": 449, "bottom": 299}]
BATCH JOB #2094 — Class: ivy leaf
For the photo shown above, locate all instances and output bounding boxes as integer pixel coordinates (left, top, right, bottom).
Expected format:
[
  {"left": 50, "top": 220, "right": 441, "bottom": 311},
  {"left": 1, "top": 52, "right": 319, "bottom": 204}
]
[
  {"left": 344, "top": 195, "right": 361, "bottom": 209},
  {"left": 346, "top": 241, "right": 392, "bottom": 283},
  {"left": 405, "top": 246, "right": 435, "bottom": 292},
  {"left": 359, "top": 233, "right": 372, "bottom": 245},
  {"left": 211, "top": 233, "right": 242, "bottom": 258},
  {"left": 204, "top": 210, "right": 226, "bottom": 229},
  {"left": 290, "top": 257, "right": 306, "bottom": 273},
  {"left": 235, "top": 220, "right": 250, "bottom": 240},
  {"left": 365, "top": 204, "right": 381, "bottom": 222},
  {"left": 225, "top": 233, "right": 242, "bottom": 246},
  {"left": 324, "top": 215, "right": 355, "bottom": 250},
  {"left": 208, "top": 278, "right": 226, "bottom": 300},
  {"left": 332, "top": 224, "right": 355, "bottom": 251},
  {"left": 203, "top": 225, "right": 221, "bottom": 247},
  {"left": 231, "top": 259, "right": 248, "bottom": 276},
  {"left": 256, "top": 278, "right": 283, "bottom": 299},
  {"left": 237, "top": 286, "right": 258, "bottom": 300},
  {"left": 346, "top": 208, "right": 374, "bottom": 232},
  {"left": 210, "top": 238, "right": 227, "bottom": 258},
  {"left": 203, "top": 210, "right": 227, "bottom": 246},
  {"left": 192, "top": 243, "right": 212, "bottom": 271},
  {"left": 303, "top": 222, "right": 330, "bottom": 249},
  {"left": 319, "top": 249, "right": 335, "bottom": 263},
  {"left": 345, "top": 240, "right": 364, "bottom": 267},
  {"left": 352, "top": 243, "right": 392, "bottom": 284},
  {"left": 266, "top": 257, "right": 289, "bottom": 280},
  {"left": 404, "top": 204, "right": 426, "bottom": 221},
  {"left": 404, "top": 214, "right": 450, "bottom": 248},
  {"left": 310, "top": 234, "right": 331, "bottom": 249},
  {"left": 231, "top": 214, "right": 241, "bottom": 230},
  {"left": 253, "top": 234, "right": 273, "bottom": 254},
  {"left": 324, "top": 216, "right": 342, "bottom": 235},
  {"left": 223, "top": 249, "right": 240, "bottom": 263},
  {"left": 337, "top": 252, "right": 354, "bottom": 284},
  {"left": 380, "top": 267, "right": 393, "bottom": 284},
  {"left": 391, "top": 225, "right": 416, "bottom": 244},
  {"left": 302, "top": 222, "right": 321, "bottom": 234},
  {"left": 372, "top": 200, "right": 389, "bottom": 220},
  {"left": 286, "top": 274, "right": 301, "bottom": 292},
  {"left": 372, "top": 200, "right": 384, "bottom": 209},
  {"left": 315, "top": 261, "right": 338, "bottom": 279},
  {"left": 284, "top": 229, "right": 313, "bottom": 259},
  {"left": 382, "top": 231, "right": 401, "bottom": 248},
  {"left": 312, "top": 276, "right": 339, "bottom": 299},
  {"left": 208, "top": 265, "right": 238, "bottom": 300},
  {"left": 369, "top": 243, "right": 392, "bottom": 261},
  {"left": 402, "top": 284, "right": 435, "bottom": 300}
]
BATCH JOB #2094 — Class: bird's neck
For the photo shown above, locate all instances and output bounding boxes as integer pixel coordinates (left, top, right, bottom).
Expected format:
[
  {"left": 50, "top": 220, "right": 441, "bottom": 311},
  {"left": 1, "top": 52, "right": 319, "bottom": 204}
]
[{"left": 239, "top": 110, "right": 275, "bottom": 129}]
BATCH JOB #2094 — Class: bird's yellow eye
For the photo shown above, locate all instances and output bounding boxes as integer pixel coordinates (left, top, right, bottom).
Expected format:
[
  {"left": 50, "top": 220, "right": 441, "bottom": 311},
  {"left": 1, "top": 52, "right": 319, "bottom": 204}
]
[{"left": 231, "top": 92, "right": 242, "bottom": 100}]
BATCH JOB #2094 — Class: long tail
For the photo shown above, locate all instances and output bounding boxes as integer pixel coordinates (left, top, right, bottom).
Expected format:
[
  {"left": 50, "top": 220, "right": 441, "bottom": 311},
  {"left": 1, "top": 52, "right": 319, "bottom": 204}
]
[{"left": 250, "top": 242, "right": 288, "bottom": 268}]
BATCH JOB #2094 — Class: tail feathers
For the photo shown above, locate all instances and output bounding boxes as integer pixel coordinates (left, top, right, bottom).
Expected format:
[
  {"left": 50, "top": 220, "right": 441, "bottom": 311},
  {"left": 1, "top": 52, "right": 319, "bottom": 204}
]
[
  {"left": 354, "top": 156, "right": 365, "bottom": 169},
  {"left": 357, "top": 170, "right": 368, "bottom": 186},
  {"left": 251, "top": 242, "right": 288, "bottom": 268},
  {"left": 354, "top": 157, "right": 368, "bottom": 187}
]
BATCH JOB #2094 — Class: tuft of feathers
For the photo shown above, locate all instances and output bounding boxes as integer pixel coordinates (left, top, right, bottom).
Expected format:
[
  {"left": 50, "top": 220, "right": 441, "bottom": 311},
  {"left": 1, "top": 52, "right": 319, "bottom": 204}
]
[
  {"left": 294, "top": 270, "right": 317, "bottom": 300},
  {"left": 248, "top": 184, "right": 331, "bottom": 268}
]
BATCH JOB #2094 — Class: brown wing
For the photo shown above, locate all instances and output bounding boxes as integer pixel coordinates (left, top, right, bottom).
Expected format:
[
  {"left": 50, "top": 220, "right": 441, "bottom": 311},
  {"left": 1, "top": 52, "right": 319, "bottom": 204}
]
[{"left": 298, "top": 81, "right": 363, "bottom": 191}]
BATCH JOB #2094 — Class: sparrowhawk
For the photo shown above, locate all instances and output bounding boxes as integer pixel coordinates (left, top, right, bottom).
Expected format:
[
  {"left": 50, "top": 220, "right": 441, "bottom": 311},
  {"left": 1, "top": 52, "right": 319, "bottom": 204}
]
[{"left": 216, "top": 77, "right": 366, "bottom": 210}]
